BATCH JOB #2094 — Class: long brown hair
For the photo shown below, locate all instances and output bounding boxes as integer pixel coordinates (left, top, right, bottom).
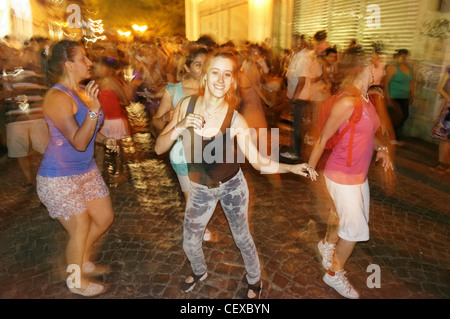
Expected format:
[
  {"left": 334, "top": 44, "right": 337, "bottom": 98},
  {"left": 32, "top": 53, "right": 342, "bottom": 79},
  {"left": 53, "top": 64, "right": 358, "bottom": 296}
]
[
  {"left": 200, "top": 49, "right": 240, "bottom": 110},
  {"left": 46, "top": 40, "right": 81, "bottom": 85}
]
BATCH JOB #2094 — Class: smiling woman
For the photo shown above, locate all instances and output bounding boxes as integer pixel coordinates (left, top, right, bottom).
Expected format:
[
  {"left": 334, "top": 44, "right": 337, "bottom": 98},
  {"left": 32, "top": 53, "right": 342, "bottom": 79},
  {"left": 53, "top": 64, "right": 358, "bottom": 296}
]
[{"left": 155, "top": 49, "right": 316, "bottom": 299}]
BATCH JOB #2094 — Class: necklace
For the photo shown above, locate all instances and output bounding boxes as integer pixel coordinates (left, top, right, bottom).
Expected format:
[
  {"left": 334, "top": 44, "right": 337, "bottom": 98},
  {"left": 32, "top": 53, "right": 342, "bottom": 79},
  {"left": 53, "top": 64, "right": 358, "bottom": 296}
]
[
  {"left": 203, "top": 107, "right": 213, "bottom": 120},
  {"left": 202, "top": 100, "right": 222, "bottom": 120}
]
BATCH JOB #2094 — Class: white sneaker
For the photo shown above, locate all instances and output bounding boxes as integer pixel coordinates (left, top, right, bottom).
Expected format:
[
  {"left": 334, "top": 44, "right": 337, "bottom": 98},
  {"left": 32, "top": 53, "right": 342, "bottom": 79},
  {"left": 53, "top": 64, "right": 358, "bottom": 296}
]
[
  {"left": 317, "top": 240, "right": 335, "bottom": 270},
  {"left": 323, "top": 269, "right": 360, "bottom": 299}
]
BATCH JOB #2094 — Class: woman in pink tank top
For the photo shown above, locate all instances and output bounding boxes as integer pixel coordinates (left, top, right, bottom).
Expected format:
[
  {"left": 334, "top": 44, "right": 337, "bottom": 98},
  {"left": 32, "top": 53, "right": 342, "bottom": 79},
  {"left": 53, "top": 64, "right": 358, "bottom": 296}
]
[{"left": 307, "top": 51, "right": 394, "bottom": 299}]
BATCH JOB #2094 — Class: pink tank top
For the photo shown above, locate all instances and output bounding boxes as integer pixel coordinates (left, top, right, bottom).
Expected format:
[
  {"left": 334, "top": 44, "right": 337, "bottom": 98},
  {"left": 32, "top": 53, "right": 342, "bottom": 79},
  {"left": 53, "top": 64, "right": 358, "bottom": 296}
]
[{"left": 324, "top": 99, "right": 380, "bottom": 185}]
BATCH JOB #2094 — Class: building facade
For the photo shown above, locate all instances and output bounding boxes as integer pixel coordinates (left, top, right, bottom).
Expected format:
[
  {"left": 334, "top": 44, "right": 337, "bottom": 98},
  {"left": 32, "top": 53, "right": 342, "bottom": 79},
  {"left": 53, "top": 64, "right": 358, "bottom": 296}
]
[{"left": 185, "top": 0, "right": 450, "bottom": 142}]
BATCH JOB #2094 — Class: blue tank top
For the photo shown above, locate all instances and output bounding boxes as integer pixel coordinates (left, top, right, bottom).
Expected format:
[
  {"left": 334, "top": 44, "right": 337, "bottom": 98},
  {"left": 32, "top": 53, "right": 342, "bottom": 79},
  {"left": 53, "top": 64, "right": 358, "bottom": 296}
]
[{"left": 38, "top": 84, "right": 104, "bottom": 177}]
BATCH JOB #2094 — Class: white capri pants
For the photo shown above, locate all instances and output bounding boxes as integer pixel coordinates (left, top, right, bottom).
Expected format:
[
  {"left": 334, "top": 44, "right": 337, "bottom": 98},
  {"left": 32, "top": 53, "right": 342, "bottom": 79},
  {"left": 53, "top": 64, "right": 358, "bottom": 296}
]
[{"left": 325, "top": 176, "right": 370, "bottom": 242}]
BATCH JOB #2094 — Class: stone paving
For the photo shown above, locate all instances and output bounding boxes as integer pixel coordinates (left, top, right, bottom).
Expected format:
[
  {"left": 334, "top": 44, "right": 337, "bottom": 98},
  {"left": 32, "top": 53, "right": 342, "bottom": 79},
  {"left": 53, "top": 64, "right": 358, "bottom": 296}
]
[{"left": 0, "top": 122, "right": 449, "bottom": 300}]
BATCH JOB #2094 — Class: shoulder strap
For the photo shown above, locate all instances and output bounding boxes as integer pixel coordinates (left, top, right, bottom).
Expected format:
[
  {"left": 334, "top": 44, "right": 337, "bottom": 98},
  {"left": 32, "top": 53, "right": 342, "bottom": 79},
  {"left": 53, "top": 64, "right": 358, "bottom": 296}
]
[
  {"left": 165, "top": 83, "right": 176, "bottom": 103},
  {"left": 185, "top": 95, "right": 198, "bottom": 117},
  {"left": 333, "top": 86, "right": 363, "bottom": 167}
]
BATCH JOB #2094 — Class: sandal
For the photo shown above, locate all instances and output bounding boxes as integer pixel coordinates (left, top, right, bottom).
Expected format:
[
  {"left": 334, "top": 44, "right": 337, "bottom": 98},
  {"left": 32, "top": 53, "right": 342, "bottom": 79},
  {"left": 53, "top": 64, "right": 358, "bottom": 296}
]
[
  {"left": 246, "top": 280, "right": 263, "bottom": 299},
  {"left": 68, "top": 282, "right": 106, "bottom": 297},
  {"left": 180, "top": 272, "right": 208, "bottom": 292},
  {"left": 82, "top": 261, "right": 111, "bottom": 276}
]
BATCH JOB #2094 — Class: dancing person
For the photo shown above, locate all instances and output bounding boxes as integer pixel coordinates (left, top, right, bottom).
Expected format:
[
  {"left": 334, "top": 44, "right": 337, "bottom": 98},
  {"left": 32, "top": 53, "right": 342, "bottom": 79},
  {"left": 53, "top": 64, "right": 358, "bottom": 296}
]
[
  {"left": 36, "top": 40, "right": 118, "bottom": 297},
  {"left": 155, "top": 49, "right": 316, "bottom": 299},
  {"left": 385, "top": 49, "right": 415, "bottom": 140},
  {"left": 3, "top": 43, "right": 49, "bottom": 188},
  {"left": 151, "top": 46, "right": 207, "bottom": 200},
  {"left": 307, "top": 51, "right": 394, "bottom": 299},
  {"left": 93, "top": 56, "right": 131, "bottom": 185},
  {"left": 430, "top": 65, "right": 450, "bottom": 173},
  {"left": 240, "top": 44, "right": 270, "bottom": 147}
]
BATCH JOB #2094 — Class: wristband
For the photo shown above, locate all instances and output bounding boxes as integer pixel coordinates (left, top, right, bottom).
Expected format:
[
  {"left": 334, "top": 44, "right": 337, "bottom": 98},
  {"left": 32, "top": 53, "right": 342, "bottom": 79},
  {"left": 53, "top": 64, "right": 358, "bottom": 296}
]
[
  {"left": 174, "top": 124, "right": 184, "bottom": 135},
  {"left": 376, "top": 146, "right": 388, "bottom": 153}
]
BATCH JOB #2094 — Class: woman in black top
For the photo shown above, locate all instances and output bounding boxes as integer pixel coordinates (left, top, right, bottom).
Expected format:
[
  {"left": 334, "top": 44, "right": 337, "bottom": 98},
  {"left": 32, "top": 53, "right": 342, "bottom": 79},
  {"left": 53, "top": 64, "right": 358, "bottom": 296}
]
[{"left": 155, "top": 49, "right": 317, "bottom": 298}]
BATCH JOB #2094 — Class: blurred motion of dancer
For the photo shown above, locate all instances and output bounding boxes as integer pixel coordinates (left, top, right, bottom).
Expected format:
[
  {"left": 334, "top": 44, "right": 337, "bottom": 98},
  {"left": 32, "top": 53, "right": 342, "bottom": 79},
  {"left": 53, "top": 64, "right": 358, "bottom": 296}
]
[
  {"left": 36, "top": 40, "right": 119, "bottom": 297},
  {"left": 430, "top": 65, "right": 450, "bottom": 174},
  {"left": 155, "top": 49, "right": 316, "bottom": 299},
  {"left": 93, "top": 56, "right": 131, "bottom": 185},
  {"left": 307, "top": 51, "right": 394, "bottom": 299},
  {"left": 240, "top": 43, "right": 271, "bottom": 136},
  {"left": 152, "top": 47, "right": 207, "bottom": 201},
  {"left": 385, "top": 49, "right": 415, "bottom": 141},
  {"left": 282, "top": 34, "right": 312, "bottom": 161}
]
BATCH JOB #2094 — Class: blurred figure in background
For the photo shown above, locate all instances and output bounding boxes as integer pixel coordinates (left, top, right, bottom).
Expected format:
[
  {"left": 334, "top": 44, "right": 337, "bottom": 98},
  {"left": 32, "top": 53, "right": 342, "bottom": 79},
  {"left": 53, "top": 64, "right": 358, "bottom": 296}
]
[
  {"left": 308, "top": 31, "right": 332, "bottom": 144},
  {"left": 240, "top": 43, "right": 271, "bottom": 147},
  {"left": 385, "top": 49, "right": 415, "bottom": 141},
  {"left": 321, "top": 47, "right": 339, "bottom": 95},
  {"left": 282, "top": 34, "right": 312, "bottom": 161},
  {"left": 93, "top": 56, "right": 132, "bottom": 185},
  {"left": 152, "top": 46, "right": 208, "bottom": 200},
  {"left": 430, "top": 65, "right": 450, "bottom": 173},
  {"left": 3, "top": 41, "right": 49, "bottom": 188}
]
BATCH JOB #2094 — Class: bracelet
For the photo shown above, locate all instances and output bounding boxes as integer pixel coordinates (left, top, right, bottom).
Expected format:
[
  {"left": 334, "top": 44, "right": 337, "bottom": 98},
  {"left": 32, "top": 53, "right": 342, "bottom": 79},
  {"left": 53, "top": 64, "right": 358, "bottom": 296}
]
[{"left": 376, "top": 146, "right": 388, "bottom": 153}]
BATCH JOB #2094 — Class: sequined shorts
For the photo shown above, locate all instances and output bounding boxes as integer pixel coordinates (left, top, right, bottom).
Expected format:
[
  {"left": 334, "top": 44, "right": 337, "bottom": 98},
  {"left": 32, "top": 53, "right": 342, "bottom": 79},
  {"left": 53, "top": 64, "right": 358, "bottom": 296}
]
[{"left": 37, "top": 169, "right": 109, "bottom": 221}]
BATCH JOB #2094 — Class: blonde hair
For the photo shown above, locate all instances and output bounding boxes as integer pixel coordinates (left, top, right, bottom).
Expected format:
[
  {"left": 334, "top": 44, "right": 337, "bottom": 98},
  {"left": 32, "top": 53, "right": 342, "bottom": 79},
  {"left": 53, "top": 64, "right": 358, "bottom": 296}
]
[
  {"left": 339, "top": 50, "right": 373, "bottom": 89},
  {"left": 200, "top": 49, "right": 240, "bottom": 109}
]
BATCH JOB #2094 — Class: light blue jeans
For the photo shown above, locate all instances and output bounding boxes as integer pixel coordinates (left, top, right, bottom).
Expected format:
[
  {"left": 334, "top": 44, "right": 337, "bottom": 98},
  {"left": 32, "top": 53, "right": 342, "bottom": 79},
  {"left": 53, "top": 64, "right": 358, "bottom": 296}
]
[{"left": 183, "top": 169, "right": 261, "bottom": 285}]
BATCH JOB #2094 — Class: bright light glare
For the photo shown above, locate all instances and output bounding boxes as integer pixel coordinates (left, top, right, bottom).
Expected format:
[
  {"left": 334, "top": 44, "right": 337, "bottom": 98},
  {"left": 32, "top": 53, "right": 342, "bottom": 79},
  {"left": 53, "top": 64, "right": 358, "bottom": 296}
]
[
  {"left": 117, "top": 30, "right": 131, "bottom": 36},
  {"left": 132, "top": 24, "right": 147, "bottom": 32}
]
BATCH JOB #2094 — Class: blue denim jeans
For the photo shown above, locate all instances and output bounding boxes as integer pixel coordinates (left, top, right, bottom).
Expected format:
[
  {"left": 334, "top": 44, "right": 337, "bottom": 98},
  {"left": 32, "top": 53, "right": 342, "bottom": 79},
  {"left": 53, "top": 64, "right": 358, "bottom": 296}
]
[{"left": 183, "top": 169, "right": 261, "bottom": 285}]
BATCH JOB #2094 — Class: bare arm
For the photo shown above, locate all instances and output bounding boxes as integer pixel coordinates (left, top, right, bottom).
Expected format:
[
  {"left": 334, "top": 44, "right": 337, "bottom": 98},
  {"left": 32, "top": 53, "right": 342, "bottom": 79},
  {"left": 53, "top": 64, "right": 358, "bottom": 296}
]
[
  {"left": 151, "top": 90, "right": 174, "bottom": 135},
  {"left": 233, "top": 113, "right": 316, "bottom": 179},
  {"left": 249, "top": 62, "right": 271, "bottom": 106},
  {"left": 43, "top": 81, "right": 101, "bottom": 152},
  {"left": 307, "top": 95, "right": 355, "bottom": 170}
]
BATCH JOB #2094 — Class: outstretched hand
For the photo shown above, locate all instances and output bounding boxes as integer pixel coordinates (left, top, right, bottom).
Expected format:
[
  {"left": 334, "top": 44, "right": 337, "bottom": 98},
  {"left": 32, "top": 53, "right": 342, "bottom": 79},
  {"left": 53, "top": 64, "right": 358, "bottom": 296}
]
[
  {"left": 290, "top": 163, "right": 318, "bottom": 181},
  {"left": 375, "top": 150, "right": 394, "bottom": 172}
]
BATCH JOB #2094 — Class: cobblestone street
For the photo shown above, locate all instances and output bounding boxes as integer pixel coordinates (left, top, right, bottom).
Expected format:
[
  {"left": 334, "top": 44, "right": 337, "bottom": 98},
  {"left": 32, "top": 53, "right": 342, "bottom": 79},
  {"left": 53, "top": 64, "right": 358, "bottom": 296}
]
[{"left": 0, "top": 122, "right": 449, "bottom": 301}]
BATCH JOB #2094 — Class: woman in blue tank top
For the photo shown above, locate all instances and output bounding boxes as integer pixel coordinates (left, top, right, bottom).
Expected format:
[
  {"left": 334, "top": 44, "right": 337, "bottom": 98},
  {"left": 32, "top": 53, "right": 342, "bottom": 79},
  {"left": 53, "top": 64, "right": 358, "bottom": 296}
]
[
  {"left": 155, "top": 49, "right": 317, "bottom": 299},
  {"left": 36, "top": 40, "right": 118, "bottom": 297}
]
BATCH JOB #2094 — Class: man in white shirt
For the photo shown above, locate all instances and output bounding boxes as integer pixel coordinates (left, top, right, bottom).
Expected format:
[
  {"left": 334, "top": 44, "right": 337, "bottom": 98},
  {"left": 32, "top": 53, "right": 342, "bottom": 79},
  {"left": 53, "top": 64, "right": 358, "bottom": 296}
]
[{"left": 282, "top": 34, "right": 312, "bottom": 160}]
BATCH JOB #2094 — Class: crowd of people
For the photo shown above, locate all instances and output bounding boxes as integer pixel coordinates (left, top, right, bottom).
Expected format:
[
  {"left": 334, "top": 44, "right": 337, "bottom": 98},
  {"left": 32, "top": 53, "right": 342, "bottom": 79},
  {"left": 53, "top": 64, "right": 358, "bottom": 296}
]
[{"left": 0, "top": 28, "right": 449, "bottom": 300}]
